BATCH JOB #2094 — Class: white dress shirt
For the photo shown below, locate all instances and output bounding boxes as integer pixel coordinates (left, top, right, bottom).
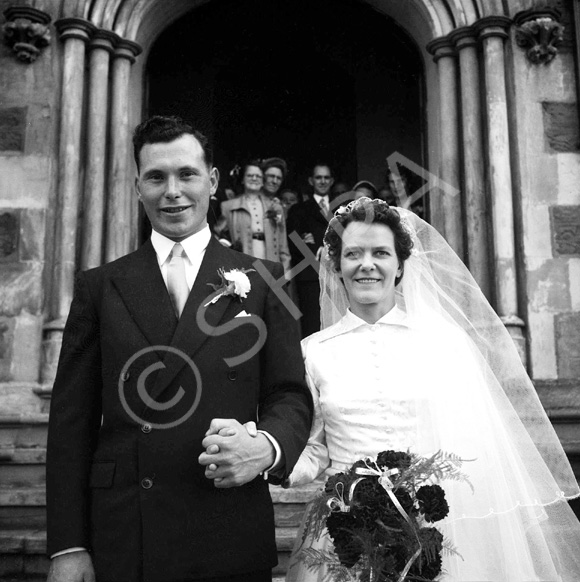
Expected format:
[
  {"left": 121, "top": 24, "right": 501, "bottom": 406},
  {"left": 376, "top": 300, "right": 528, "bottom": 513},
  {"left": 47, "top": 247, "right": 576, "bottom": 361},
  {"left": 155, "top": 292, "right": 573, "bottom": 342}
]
[
  {"left": 313, "top": 193, "right": 329, "bottom": 211},
  {"left": 151, "top": 226, "right": 211, "bottom": 290}
]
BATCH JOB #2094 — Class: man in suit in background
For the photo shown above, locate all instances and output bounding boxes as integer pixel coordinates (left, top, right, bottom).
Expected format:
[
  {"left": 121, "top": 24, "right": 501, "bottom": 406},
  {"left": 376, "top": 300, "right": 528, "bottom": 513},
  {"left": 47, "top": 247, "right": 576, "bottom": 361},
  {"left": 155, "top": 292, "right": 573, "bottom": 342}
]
[
  {"left": 46, "top": 116, "right": 312, "bottom": 582},
  {"left": 286, "top": 163, "right": 334, "bottom": 337}
]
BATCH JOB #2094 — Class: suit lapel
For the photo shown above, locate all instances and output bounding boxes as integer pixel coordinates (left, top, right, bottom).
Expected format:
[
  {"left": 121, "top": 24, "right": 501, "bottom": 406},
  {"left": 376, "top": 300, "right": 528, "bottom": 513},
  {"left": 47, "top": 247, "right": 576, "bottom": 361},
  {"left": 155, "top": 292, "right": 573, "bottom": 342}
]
[
  {"left": 111, "top": 240, "right": 178, "bottom": 351},
  {"left": 147, "top": 237, "right": 236, "bottom": 402}
]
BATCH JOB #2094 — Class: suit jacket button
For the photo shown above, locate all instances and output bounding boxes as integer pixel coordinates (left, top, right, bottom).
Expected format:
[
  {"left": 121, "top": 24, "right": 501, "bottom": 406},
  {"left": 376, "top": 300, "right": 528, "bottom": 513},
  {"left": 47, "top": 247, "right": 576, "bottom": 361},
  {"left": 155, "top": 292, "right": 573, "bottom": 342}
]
[
  {"left": 121, "top": 370, "right": 130, "bottom": 382},
  {"left": 228, "top": 371, "right": 237, "bottom": 381},
  {"left": 141, "top": 477, "right": 153, "bottom": 489},
  {"left": 141, "top": 423, "right": 152, "bottom": 434}
]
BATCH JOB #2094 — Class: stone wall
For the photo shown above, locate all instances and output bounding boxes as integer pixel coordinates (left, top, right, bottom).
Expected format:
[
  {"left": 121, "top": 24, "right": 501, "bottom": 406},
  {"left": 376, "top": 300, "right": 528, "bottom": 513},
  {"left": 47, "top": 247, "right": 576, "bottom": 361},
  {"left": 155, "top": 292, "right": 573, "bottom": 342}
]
[
  {"left": 510, "top": 3, "right": 580, "bottom": 386},
  {"left": 0, "top": 0, "right": 60, "bottom": 393}
]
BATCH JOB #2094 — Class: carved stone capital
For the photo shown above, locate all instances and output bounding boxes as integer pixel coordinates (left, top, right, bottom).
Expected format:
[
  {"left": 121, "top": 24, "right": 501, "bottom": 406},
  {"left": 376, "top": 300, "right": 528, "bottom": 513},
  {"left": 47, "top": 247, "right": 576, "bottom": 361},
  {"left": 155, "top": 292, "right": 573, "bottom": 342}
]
[
  {"left": 2, "top": 6, "right": 51, "bottom": 64},
  {"left": 448, "top": 26, "right": 478, "bottom": 51},
  {"left": 514, "top": 8, "right": 564, "bottom": 65},
  {"left": 473, "top": 16, "right": 512, "bottom": 42},
  {"left": 113, "top": 38, "right": 142, "bottom": 63},
  {"left": 54, "top": 17, "right": 95, "bottom": 43},
  {"left": 90, "top": 29, "right": 117, "bottom": 54},
  {"left": 425, "top": 37, "right": 455, "bottom": 62}
]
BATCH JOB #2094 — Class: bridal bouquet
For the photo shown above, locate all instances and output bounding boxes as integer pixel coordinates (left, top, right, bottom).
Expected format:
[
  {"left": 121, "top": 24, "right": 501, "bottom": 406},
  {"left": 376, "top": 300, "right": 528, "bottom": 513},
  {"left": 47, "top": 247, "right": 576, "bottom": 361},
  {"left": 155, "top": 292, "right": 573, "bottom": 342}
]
[{"left": 300, "top": 450, "right": 469, "bottom": 582}]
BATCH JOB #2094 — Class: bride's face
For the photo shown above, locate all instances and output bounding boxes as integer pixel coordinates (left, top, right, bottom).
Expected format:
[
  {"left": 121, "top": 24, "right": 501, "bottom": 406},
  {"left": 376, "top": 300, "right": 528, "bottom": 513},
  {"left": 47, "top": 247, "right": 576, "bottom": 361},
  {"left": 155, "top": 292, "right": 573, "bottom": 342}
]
[{"left": 339, "top": 221, "right": 402, "bottom": 317}]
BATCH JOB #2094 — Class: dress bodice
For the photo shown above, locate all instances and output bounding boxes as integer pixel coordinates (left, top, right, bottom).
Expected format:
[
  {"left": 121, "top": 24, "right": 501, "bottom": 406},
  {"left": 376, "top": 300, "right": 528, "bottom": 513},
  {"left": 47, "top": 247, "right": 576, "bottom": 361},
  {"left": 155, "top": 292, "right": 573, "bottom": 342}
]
[
  {"left": 289, "top": 306, "right": 438, "bottom": 485},
  {"left": 311, "top": 319, "right": 426, "bottom": 466}
]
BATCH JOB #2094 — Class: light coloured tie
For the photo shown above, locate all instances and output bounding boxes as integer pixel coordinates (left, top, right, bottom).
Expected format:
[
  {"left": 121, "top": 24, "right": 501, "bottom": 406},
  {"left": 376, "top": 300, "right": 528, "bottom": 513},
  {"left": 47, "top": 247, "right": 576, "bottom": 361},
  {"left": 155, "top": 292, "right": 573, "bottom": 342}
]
[
  {"left": 167, "top": 243, "right": 189, "bottom": 317},
  {"left": 319, "top": 197, "right": 329, "bottom": 215}
]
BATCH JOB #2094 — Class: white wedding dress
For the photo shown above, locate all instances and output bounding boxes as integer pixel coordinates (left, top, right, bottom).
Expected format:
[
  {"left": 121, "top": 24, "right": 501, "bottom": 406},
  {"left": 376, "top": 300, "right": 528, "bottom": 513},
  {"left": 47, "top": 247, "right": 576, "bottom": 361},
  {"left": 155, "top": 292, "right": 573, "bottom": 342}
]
[{"left": 285, "top": 305, "right": 580, "bottom": 582}]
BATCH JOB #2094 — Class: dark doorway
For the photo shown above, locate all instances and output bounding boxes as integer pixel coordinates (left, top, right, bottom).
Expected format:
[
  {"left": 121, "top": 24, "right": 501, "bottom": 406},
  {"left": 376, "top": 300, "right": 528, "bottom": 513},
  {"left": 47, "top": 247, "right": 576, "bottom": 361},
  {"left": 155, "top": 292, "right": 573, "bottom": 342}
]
[{"left": 146, "top": 0, "right": 424, "bottom": 193}]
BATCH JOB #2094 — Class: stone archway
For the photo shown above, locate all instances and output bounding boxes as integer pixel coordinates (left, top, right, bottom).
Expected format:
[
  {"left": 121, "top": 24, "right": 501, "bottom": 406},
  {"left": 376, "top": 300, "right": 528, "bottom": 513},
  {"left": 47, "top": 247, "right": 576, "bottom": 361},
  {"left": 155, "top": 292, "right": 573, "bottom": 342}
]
[
  {"left": 45, "top": 0, "right": 531, "bottom": 381},
  {"left": 145, "top": 0, "right": 425, "bottom": 199}
]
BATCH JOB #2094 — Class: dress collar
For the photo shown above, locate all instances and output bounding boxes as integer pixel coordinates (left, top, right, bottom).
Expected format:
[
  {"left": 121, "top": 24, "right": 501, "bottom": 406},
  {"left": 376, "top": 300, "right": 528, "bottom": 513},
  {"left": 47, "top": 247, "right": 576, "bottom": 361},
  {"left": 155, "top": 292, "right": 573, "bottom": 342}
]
[
  {"left": 150, "top": 226, "right": 211, "bottom": 265},
  {"left": 317, "top": 305, "right": 410, "bottom": 342}
]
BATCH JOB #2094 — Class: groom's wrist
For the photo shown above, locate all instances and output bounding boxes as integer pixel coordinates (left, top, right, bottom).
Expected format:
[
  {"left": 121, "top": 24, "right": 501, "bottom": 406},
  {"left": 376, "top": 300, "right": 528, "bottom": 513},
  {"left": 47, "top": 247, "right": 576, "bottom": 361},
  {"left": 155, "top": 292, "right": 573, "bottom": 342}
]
[{"left": 257, "top": 430, "right": 281, "bottom": 479}]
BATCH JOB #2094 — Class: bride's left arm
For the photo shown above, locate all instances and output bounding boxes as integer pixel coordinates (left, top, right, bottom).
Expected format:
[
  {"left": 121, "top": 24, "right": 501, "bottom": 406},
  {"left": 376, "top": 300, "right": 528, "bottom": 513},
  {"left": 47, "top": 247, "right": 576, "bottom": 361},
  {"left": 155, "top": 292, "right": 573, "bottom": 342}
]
[{"left": 284, "top": 366, "right": 330, "bottom": 487}]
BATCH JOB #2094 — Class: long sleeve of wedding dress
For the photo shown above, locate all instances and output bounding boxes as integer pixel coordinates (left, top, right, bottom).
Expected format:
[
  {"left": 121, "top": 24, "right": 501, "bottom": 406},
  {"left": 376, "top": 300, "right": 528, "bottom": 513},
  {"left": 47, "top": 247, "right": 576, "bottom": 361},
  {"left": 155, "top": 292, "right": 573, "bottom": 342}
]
[{"left": 286, "top": 366, "right": 330, "bottom": 488}]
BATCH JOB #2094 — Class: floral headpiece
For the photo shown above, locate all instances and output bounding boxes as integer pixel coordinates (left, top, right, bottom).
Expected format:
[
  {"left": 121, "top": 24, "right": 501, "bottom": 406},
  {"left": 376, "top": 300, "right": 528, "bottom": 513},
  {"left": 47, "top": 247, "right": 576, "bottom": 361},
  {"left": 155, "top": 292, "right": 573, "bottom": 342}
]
[{"left": 332, "top": 196, "right": 390, "bottom": 219}]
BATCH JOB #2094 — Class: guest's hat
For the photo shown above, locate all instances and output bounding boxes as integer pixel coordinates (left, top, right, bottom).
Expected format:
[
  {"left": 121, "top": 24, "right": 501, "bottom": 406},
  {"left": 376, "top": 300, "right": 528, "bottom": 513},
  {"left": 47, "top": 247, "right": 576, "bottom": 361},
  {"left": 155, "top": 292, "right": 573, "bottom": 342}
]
[
  {"left": 262, "top": 157, "right": 288, "bottom": 178},
  {"left": 353, "top": 180, "right": 378, "bottom": 196}
]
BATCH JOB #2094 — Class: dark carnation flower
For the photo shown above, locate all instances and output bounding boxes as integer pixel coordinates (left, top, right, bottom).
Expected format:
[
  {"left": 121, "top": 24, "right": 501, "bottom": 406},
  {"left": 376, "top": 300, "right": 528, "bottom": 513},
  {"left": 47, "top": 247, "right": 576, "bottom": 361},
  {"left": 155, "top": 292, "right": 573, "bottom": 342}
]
[
  {"left": 352, "top": 477, "right": 382, "bottom": 502},
  {"left": 417, "top": 526, "right": 444, "bottom": 553},
  {"left": 352, "top": 503, "right": 381, "bottom": 533},
  {"left": 324, "top": 472, "right": 349, "bottom": 496},
  {"left": 416, "top": 484, "right": 449, "bottom": 522},
  {"left": 326, "top": 512, "right": 361, "bottom": 568},
  {"left": 412, "top": 551, "right": 443, "bottom": 580},
  {"left": 376, "top": 450, "right": 412, "bottom": 471},
  {"left": 393, "top": 488, "right": 415, "bottom": 515}
]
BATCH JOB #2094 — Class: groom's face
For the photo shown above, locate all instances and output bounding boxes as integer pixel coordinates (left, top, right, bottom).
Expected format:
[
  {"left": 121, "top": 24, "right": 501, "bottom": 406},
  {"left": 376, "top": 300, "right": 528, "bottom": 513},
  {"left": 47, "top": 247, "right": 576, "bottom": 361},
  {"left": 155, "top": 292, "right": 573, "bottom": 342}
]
[{"left": 135, "top": 133, "right": 219, "bottom": 242}]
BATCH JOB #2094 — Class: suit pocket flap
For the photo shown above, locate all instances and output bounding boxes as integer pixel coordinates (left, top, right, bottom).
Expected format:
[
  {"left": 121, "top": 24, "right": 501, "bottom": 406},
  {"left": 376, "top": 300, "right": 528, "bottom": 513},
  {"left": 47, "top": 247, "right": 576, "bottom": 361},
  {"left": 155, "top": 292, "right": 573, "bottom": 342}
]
[{"left": 89, "top": 461, "right": 116, "bottom": 488}]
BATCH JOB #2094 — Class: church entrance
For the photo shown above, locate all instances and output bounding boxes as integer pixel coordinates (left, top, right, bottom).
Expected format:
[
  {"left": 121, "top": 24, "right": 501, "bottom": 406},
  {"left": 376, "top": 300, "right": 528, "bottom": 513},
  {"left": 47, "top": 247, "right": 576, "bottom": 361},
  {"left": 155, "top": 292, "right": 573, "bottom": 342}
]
[{"left": 145, "top": 0, "right": 425, "bottom": 196}]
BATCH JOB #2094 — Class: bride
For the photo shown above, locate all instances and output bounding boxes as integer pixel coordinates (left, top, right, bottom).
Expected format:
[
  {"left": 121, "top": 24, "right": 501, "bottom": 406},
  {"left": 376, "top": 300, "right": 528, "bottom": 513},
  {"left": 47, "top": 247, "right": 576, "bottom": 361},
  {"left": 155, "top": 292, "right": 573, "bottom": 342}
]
[{"left": 285, "top": 197, "right": 580, "bottom": 581}]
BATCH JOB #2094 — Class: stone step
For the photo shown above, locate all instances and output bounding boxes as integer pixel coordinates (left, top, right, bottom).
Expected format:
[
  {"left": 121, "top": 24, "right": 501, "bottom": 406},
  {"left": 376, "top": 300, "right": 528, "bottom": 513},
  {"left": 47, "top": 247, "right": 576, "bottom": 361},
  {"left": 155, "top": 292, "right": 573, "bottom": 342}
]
[
  {"left": 0, "top": 464, "right": 46, "bottom": 489},
  {"left": 0, "top": 488, "right": 46, "bottom": 507},
  {"left": 0, "top": 415, "right": 48, "bottom": 454},
  {"left": 0, "top": 448, "right": 46, "bottom": 464},
  {"left": 0, "top": 506, "right": 46, "bottom": 530},
  {"left": 0, "top": 528, "right": 299, "bottom": 579},
  {"left": 0, "top": 527, "right": 300, "bottom": 554},
  {"left": 0, "top": 485, "right": 314, "bottom": 508}
]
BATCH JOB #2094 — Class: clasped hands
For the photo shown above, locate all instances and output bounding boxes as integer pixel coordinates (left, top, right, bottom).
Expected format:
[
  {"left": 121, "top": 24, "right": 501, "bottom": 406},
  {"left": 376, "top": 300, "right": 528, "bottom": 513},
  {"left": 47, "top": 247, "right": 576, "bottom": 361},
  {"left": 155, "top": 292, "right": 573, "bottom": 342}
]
[{"left": 198, "top": 419, "right": 274, "bottom": 488}]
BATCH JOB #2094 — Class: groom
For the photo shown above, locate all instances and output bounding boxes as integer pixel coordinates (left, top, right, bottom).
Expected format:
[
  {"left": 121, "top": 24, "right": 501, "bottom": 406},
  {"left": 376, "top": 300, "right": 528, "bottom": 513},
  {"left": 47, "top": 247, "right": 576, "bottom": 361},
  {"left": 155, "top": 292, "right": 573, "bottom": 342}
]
[{"left": 46, "top": 116, "right": 313, "bottom": 582}]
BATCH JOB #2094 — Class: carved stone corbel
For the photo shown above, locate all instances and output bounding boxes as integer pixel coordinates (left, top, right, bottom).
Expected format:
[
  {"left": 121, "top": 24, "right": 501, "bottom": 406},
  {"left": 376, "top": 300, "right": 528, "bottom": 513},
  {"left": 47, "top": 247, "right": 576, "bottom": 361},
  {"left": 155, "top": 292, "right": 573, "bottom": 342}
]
[
  {"left": 2, "top": 6, "right": 51, "bottom": 63},
  {"left": 514, "top": 7, "right": 564, "bottom": 65}
]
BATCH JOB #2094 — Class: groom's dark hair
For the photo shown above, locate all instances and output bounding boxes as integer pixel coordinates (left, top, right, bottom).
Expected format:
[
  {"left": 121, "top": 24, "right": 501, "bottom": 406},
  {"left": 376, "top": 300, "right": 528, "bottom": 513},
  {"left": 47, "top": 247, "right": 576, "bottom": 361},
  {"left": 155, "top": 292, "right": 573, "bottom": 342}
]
[
  {"left": 132, "top": 115, "right": 213, "bottom": 171},
  {"left": 324, "top": 199, "right": 413, "bottom": 286}
]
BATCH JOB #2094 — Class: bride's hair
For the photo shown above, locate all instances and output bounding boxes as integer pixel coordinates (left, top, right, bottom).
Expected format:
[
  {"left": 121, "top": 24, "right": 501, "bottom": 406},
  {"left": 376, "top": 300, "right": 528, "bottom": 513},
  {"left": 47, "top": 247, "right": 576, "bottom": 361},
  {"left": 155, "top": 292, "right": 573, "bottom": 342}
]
[{"left": 323, "top": 197, "right": 414, "bottom": 285}]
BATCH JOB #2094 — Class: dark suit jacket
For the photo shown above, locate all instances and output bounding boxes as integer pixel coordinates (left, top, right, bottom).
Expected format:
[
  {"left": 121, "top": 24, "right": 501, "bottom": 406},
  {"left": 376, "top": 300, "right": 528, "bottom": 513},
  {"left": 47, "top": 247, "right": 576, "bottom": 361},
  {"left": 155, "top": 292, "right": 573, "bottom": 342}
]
[
  {"left": 46, "top": 237, "right": 312, "bottom": 582},
  {"left": 286, "top": 197, "right": 330, "bottom": 282}
]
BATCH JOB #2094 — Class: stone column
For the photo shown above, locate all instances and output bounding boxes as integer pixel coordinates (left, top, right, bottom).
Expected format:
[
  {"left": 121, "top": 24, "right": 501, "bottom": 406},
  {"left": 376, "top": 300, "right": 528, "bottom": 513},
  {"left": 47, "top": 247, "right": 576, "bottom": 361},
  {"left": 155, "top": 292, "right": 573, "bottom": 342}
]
[
  {"left": 105, "top": 39, "right": 142, "bottom": 263},
  {"left": 449, "top": 27, "right": 491, "bottom": 299},
  {"left": 81, "top": 30, "right": 116, "bottom": 270},
  {"left": 426, "top": 38, "right": 464, "bottom": 259},
  {"left": 475, "top": 16, "right": 526, "bottom": 356},
  {"left": 41, "top": 18, "right": 94, "bottom": 385}
]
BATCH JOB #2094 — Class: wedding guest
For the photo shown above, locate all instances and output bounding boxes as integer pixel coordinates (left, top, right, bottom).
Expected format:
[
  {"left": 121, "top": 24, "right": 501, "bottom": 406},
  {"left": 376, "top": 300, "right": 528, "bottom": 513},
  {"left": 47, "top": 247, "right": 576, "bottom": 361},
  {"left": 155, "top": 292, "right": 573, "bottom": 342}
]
[
  {"left": 280, "top": 188, "right": 300, "bottom": 217},
  {"left": 221, "top": 161, "right": 291, "bottom": 272},
  {"left": 331, "top": 181, "right": 350, "bottom": 201},
  {"left": 286, "top": 163, "right": 334, "bottom": 337},
  {"left": 285, "top": 197, "right": 580, "bottom": 581},
  {"left": 352, "top": 179, "right": 378, "bottom": 200},
  {"left": 262, "top": 157, "right": 288, "bottom": 198}
]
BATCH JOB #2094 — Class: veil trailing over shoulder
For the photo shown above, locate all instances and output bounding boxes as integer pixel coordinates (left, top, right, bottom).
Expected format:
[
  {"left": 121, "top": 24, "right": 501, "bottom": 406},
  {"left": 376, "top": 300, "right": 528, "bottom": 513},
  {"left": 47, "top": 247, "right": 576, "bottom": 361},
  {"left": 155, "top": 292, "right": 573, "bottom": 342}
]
[{"left": 319, "top": 202, "right": 580, "bottom": 580}]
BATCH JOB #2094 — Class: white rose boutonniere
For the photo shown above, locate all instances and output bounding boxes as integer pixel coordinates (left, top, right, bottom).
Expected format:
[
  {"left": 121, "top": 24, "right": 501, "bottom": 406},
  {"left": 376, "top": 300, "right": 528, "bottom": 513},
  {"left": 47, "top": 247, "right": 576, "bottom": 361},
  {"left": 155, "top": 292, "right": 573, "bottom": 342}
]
[{"left": 205, "top": 267, "right": 254, "bottom": 306}]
